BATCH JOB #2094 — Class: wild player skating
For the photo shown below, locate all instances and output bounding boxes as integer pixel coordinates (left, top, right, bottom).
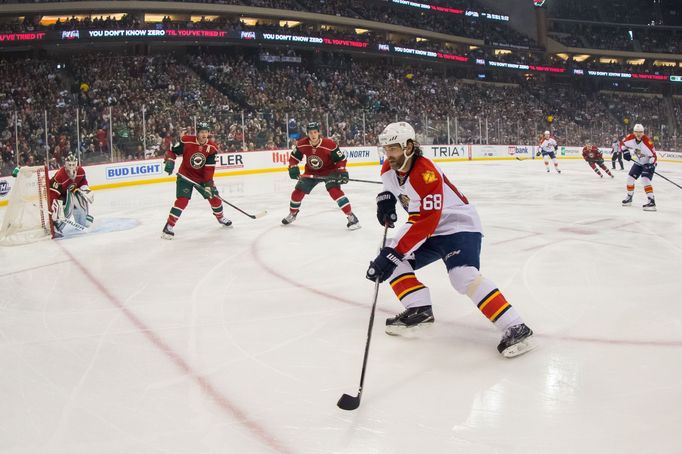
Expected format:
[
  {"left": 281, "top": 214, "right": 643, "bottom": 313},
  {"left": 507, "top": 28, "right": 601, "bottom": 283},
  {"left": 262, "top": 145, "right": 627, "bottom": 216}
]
[
  {"left": 365, "top": 122, "right": 534, "bottom": 358},
  {"left": 582, "top": 144, "right": 614, "bottom": 178},
  {"left": 282, "top": 122, "right": 360, "bottom": 229},
  {"left": 48, "top": 153, "right": 94, "bottom": 237},
  {"left": 621, "top": 124, "right": 657, "bottom": 211},
  {"left": 161, "top": 122, "right": 232, "bottom": 239},
  {"left": 537, "top": 130, "right": 561, "bottom": 174}
]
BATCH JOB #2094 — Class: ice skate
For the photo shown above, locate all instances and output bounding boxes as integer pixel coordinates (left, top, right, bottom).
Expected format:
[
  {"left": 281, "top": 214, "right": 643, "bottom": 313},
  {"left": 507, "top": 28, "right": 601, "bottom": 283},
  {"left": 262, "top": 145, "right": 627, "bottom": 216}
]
[
  {"left": 642, "top": 199, "right": 656, "bottom": 211},
  {"left": 622, "top": 194, "right": 633, "bottom": 206},
  {"left": 281, "top": 212, "right": 297, "bottom": 225},
  {"left": 346, "top": 212, "right": 361, "bottom": 230},
  {"left": 386, "top": 305, "right": 434, "bottom": 335},
  {"left": 161, "top": 223, "right": 175, "bottom": 240},
  {"left": 217, "top": 216, "right": 233, "bottom": 227},
  {"left": 497, "top": 323, "right": 535, "bottom": 358}
]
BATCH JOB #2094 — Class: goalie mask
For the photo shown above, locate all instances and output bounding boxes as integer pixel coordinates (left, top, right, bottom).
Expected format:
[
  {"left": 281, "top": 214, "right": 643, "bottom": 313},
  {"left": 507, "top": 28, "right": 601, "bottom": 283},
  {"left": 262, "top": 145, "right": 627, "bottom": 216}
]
[{"left": 64, "top": 153, "right": 78, "bottom": 178}]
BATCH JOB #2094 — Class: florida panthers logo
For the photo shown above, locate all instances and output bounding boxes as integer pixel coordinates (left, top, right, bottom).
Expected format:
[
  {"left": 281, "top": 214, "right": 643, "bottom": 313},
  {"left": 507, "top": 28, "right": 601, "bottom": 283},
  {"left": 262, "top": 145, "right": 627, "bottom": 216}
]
[
  {"left": 189, "top": 152, "right": 206, "bottom": 169},
  {"left": 307, "top": 155, "right": 324, "bottom": 170}
]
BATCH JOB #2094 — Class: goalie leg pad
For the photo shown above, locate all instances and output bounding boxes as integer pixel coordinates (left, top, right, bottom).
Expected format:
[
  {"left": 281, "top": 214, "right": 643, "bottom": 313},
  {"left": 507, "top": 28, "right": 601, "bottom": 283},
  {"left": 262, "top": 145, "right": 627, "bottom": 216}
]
[{"left": 51, "top": 199, "right": 65, "bottom": 222}]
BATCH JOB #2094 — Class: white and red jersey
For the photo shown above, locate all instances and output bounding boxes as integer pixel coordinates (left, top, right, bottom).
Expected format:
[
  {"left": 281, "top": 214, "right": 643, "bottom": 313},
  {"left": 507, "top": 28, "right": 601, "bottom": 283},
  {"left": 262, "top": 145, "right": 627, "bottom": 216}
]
[
  {"left": 48, "top": 166, "right": 88, "bottom": 204},
  {"left": 622, "top": 133, "right": 656, "bottom": 165},
  {"left": 380, "top": 156, "right": 482, "bottom": 256},
  {"left": 539, "top": 137, "right": 558, "bottom": 153}
]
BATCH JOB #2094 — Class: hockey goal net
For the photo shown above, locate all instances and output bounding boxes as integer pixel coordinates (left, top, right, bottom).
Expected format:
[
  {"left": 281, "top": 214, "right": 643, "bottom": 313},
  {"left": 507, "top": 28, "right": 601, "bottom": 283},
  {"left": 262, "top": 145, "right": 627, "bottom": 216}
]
[{"left": 0, "top": 165, "right": 53, "bottom": 245}]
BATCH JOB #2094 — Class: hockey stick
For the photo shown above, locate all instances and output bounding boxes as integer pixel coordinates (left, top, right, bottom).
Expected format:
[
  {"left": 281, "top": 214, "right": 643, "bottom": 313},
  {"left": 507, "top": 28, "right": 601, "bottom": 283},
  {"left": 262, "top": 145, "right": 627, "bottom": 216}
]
[
  {"left": 654, "top": 171, "right": 682, "bottom": 190},
  {"left": 337, "top": 223, "right": 390, "bottom": 411},
  {"left": 300, "top": 175, "right": 382, "bottom": 185},
  {"left": 176, "top": 173, "right": 267, "bottom": 219},
  {"left": 52, "top": 216, "right": 87, "bottom": 232}
]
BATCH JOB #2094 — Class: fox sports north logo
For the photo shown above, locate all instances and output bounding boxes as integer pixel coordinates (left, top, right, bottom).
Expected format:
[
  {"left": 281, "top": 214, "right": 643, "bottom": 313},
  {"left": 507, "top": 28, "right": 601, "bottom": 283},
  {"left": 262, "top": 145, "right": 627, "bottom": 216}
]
[{"left": 189, "top": 152, "right": 207, "bottom": 169}]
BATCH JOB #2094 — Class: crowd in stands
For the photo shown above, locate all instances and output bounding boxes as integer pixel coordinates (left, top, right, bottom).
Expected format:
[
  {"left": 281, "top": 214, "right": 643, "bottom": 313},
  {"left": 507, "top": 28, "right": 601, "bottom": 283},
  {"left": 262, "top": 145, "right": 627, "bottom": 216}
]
[
  {"left": 0, "top": 0, "right": 534, "bottom": 48},
  {"left": 550, "top": 22, "right": 682, "bottom": 54},
  {"left": 549, "top": 0, "right": 682, "bottom": 27},
  {"left": 1, "top": 49, "right": 679, "bottom": 177},
  {"left": 3, "top": 13, "right": 680, "bottom": 79}
]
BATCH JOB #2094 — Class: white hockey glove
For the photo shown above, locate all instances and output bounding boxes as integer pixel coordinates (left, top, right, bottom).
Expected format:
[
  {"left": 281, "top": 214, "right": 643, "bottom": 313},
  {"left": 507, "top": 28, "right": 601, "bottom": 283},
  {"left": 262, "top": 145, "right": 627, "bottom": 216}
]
[{"left": 77, "top": 186, "right": 94, "bottom": 204}]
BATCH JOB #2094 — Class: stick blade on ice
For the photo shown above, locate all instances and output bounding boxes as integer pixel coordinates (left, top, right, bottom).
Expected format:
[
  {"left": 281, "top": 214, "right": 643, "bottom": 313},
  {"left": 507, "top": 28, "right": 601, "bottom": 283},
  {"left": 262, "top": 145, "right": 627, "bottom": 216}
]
[{"left": 337, "top": 393, "right": 360, "bottom": 411}]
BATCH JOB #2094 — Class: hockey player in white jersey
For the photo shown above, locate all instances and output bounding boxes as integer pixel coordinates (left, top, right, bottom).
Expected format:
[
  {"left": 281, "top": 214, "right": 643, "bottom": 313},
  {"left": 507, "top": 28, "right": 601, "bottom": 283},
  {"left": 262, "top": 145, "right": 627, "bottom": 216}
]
[
  {"left": 365, "top": 121, "right": 535, "bottom": 358},
  {"left": 621, "top": 124, "right": 657, "bottom": 211},
  {"left": 537, "top": 130, "right": 561, "bottom": 173}
]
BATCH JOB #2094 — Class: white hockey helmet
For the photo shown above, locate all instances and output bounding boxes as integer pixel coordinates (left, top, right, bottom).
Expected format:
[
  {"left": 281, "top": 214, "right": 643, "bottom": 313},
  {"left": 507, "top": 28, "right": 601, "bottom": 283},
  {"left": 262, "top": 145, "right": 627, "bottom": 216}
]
[
  {"left": 633, "top": 124, "right": 644, "bottom": 132},
  {"left": 544, "top": 130, "right": 550, "bottom": 136},
  {"left": 378, "top": 122, "right": 416, "bottom": 149}
]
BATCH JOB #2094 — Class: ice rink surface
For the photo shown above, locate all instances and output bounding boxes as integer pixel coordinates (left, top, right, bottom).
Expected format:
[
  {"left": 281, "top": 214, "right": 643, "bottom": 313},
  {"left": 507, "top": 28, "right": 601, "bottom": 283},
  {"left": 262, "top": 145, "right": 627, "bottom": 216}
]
[{"left": 1, "top": 159, "right": 681, "bottom": 454}]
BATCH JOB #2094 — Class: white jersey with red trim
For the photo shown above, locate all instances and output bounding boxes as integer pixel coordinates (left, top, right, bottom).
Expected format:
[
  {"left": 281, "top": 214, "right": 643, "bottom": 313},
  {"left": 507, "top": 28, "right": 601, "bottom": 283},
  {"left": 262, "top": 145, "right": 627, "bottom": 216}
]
[
  {"left": 540, "top": 137, "right": 558, "bottom": 153},
  {"left": 622, "top": 133, "right": 656, "bottom": 165},
  {"left": 380, "top": 156, "right": 482, "bottom": 256}
]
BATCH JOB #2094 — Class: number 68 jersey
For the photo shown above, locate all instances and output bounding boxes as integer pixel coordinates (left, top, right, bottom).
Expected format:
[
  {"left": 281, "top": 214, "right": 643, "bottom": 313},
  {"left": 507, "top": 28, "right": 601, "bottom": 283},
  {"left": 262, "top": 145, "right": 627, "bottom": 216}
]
[{"left": 380, "top": 157, "right": 483, "bottom": 256}]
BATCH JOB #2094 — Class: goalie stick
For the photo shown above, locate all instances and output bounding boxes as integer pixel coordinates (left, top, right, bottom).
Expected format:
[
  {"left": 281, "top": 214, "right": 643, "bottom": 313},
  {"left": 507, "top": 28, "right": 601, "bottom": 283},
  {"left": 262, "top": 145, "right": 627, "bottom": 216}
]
[
  {"left": 337, "top": 223, "right": 389, "bottom": 411},
  {"left": 175, "top": 173, "right": 267, "bottom": 219}
]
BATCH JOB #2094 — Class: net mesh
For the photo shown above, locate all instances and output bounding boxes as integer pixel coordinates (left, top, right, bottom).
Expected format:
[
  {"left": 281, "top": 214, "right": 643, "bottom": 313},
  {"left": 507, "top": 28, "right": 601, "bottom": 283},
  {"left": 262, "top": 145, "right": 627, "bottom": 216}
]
[{"left": 0, "top": 166, "right": 52, "bottom": 245}]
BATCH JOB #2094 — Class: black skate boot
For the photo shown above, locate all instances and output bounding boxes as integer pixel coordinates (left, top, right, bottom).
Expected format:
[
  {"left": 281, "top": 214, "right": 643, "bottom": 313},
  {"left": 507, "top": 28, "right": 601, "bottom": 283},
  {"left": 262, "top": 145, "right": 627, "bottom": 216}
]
[
  {"left": 281, "top": 212, "right": 297, "bottom": 225},
  {"left": 385, "top": 305, "right": 434, "bottom": 335},
  {"left": 642, "top": 198, "right": 656, "bottom": 212},
  {"left": 161, "top": 223, "right": 175, "bottom": 240},
  {"left": 622, "top": 194, "right": 633, "bottom": 206},
  {"left": 346, "top": 212, "right": 361, "bottom": 230},
  {"left": 217, "top": 216, "right": 233, "bottom": 227},
  {"left": 497, "top": 323, "right": 535, "bottom": 358}
]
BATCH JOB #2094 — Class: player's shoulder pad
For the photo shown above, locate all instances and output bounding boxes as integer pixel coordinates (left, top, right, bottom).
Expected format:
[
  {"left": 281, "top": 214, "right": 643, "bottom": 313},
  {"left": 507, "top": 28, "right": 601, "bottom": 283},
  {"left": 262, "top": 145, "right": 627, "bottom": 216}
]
[
  {"left": 380, "top": 159, "right": 392, "bottom": 175},
  {"left": 409, "top": 157, "right": 440, "bottom": 187},
  {"left": 321, "top": 137, "right": 338, "bottom": 149},
  {"left": 207, "top": 140, "right": 220, "bottom": 153},
  {"left": 181, "top": 135, "right": 196, "bottom": 144},
  {"left": 296, "top": 137, "right": 309, "bottom": 147},
  {"left": 623, "top": 133, "right": 636, "bottom": 142},
  {"left": 643, "top": 135, "right": 655, "bottom": 148}
]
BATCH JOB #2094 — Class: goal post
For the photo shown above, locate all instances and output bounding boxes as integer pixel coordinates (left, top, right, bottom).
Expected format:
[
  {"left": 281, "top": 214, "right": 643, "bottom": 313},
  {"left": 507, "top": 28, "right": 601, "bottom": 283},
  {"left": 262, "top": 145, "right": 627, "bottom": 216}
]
[{"left": 0, "top": 165, "right": 53, "bottom": 245}]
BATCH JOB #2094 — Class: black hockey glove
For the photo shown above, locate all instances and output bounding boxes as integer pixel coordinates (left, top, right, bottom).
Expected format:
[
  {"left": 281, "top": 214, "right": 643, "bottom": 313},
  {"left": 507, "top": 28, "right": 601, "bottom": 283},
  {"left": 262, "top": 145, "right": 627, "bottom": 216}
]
[
  {"left": 332, "top": 171, "right": 349, "bottom": 184},
  {"left": 623, "top": 150, "right": 632, "bottom": 161},
  {"left": 642, "top": 163, "right": 656, "bottom": 174},
  {"left": 201, "top": 181, "right": 219, "bottom": 199},
  {"left": 376, "top": 191, "right": 397, "bottom": 228},
  {"left": 535, "top": 151, "right": 541, "bottom": 157},
  {"left": 164, "top": 160, "right": 175, "bottom": 175},
  {"left": 366, "top": 247, "right": 403, "bottom": 283},
  {"left": 288, "top": 166, "right": 300, "bottom": 180}
]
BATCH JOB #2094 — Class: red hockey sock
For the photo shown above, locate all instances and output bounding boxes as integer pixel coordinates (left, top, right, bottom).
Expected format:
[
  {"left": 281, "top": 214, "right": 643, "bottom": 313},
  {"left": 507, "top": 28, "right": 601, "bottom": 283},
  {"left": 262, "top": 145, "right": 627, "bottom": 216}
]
[
  {"left": 167, "top": 197, "right": 189, "bottom": 226},
  {"left": 208, "top": 196, "right": 224, "bottom": 219},
  {"left": 289, "top": 189, "right": 306, "bottom": 214},
  {"left": 327, "top": 186, "right": 352, "bottom": 215}
]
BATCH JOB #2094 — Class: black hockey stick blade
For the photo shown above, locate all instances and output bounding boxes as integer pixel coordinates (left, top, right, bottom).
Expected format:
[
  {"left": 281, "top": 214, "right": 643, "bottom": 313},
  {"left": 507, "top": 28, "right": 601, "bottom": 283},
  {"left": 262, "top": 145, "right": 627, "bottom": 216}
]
[{"left": 337, "top": 392, "right": 361, "bottom": 411}]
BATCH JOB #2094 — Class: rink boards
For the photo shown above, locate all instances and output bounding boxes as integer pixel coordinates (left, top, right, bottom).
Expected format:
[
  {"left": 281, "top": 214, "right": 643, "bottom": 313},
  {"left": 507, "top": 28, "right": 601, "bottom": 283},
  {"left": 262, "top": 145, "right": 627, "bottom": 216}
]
[{"left": 1, "top": 144, "right": 681, "bottom": 205}]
